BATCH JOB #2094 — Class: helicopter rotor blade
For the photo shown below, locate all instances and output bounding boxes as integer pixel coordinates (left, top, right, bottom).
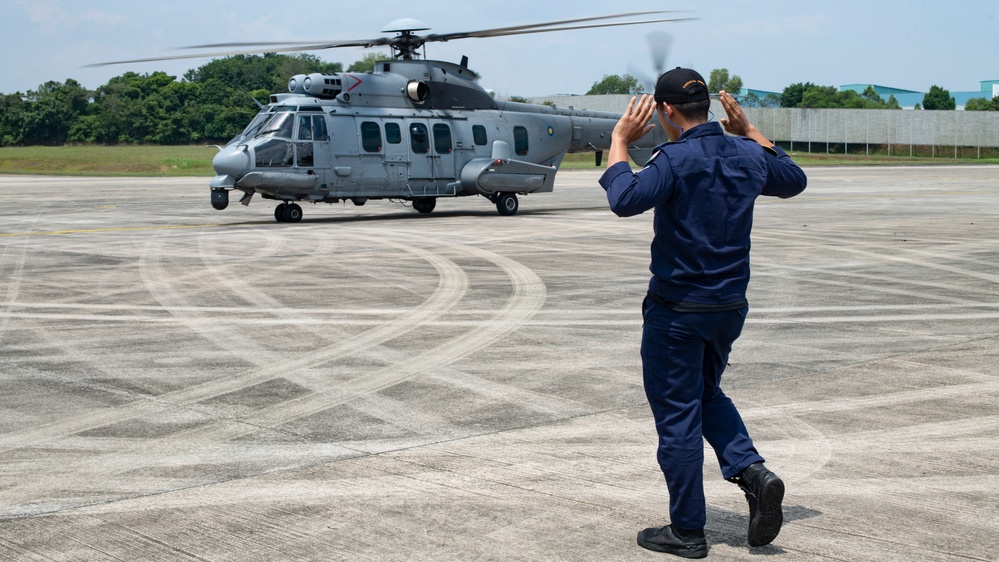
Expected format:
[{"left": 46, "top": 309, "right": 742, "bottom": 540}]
[
  {"left": 87, "top": 11, "right": 694, "bottom": 67},
  {"left": 421, "top": 11, "right": 688, "bottom": 42},
  {"left": 647, "top": 30, "right": 673, "bottom": 76},
  {"left": 84, "top": 38, "right": 393, "bottom": 67},
  {"left": 454, "top": 17, "right": 695, "bottom": 41}
]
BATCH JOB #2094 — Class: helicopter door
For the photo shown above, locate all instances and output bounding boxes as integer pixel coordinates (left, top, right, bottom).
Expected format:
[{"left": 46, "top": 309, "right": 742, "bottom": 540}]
[
  {"left": 407, "top": 121, "right": 433, "bottom": 181},
  {"left": 296, "top": 113, "right": 331, "bottom": 171},
  {"left": 430, "top": 122, "right": 456, "bottom": 182},
  {"left": 382, "top": 121, "right": 407, "bottom": 185}
]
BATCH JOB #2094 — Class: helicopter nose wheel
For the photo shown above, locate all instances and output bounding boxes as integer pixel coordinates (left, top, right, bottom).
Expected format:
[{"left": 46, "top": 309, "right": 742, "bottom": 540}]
[
  {"left": 275, "top": 202, "right": 303, "bottom": 223},
  {"left": 494, "top": 193, "right": 519, "bottom": 216}
]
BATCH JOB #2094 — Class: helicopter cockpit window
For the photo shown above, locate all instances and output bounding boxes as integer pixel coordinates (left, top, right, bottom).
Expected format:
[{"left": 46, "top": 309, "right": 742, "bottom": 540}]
[
  {"left": 433, "top": 124, "right": 453, "bottom": 154},
  {"left": 231, "top": 111, "right": 270, "bottom": 144},
  {"left": 472, "top": 125, "right": 488, "bottom": 146},
  {"left": 297, "top": 115, "right": 329, "bottom": 142},
  {"left": 410, "top": 123, "right": 429, "bottom": 154},
  {"left": 314, "top": 117, "right": 328, "bottom": 142},
  {"left": 297, "top": 116, "right": 313, "bottom": 140},
  {"left": 255, "top": 138, "right": 294, "bottom": 168},
  {"left": 361, "top": 121, "right": 382, "bottom": 153},
  {"left": 385, "top": 123, "right": 402, "bottom": 144},
  {"left": 257, "top": 111, "right": 295, "bottom": 139},
  {"left": 514, "top": 126, "right": 529, "bottom": 156}
]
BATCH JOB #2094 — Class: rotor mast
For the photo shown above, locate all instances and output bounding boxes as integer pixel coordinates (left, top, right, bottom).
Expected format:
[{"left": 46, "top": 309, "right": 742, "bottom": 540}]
[{"left": 381, "top": 19, "right": 431, "bottom": 60}]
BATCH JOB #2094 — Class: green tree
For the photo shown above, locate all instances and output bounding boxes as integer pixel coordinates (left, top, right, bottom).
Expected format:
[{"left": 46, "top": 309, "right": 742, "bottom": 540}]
[
  {"left": 184, "top": 53, "right": 340, "bottom": 96},
  {"left": 780, "top": 82, "right": 816, "bottom": 108},
  {"left": 861, "top": 85, "right": 884, "bottom": 107},
  {"left": 739, "top": 92, "right": 762, "bottom": 108},
  {"left": 964, "top": 96, "right": 999, "bottom": 111},
  {"left": 347, "top": 53, "right": 389, "bottom": 73},
  {"left": 586, "top": 74, "right": 642, "bottom": 95},
  {"left": 923, "top": 85, "right": 955, "bottom": 110},
  {"left": 0, "top": 79, "right": 94, "bottom": 145},
  {"left": 885, "top": 95, "right": 901, "bottom": 110},
  {"left": 799, "top": 85, "right": 840, "bottom": 108},
  {"left": 0, "top": 93, "right": 28, "bottom": 145},
  {"left": 761, "top": 94, "right": 782, "bottom": 108},
  {"left": 707, "top": 68, "right": 742, "bottom": 94}
]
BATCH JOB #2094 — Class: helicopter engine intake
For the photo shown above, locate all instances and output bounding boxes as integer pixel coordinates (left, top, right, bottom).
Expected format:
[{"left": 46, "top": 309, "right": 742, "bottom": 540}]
[{"left": 289, "top": 73, "right": 344, "bottom": 99}]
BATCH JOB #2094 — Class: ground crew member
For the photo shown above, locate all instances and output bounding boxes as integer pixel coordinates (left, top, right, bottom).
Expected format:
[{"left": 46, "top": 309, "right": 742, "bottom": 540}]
[{"left": 599, "top": 67, "right": 807, "bottom": 558}]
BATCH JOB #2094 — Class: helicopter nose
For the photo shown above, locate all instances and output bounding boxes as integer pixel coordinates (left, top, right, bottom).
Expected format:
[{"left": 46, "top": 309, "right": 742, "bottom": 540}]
[{"left": 212, "top": 145, "right": 250, "bottom": 179}]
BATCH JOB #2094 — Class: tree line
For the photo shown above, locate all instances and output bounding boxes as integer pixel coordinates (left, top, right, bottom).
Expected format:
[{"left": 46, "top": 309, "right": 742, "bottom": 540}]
[
  {"left": 0, "top": 53, "right": 344, "bottom": 146},
  {"left": 3, "top": 56, "right": 998, "bottom": 147},
  {"left": 586, "top": 70, "right": 996, "bottom": 112}
]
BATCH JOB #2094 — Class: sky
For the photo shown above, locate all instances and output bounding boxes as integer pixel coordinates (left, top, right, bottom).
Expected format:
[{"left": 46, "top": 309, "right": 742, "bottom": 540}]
[{"left": 2, "top": 0, "right": 997, "bottom": 98}]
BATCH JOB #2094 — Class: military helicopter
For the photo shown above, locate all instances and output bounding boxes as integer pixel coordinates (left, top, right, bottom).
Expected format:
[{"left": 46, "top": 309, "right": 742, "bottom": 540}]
[{"left": 96, "top": 12, "right": 687, "bottom": 222}]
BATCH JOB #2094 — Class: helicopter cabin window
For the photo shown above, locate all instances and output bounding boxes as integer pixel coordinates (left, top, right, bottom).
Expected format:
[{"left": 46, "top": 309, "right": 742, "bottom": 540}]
[
  {"left": 433, "top": 124, "right": 452, "bottom": 154},
  {"left": 410, "top": 123, "right": 430, "bottom": 154},
  {"left": 514, "top": 126, "right": 529, "bottom": 156},
  {"left": 473, "top": 125, "right": 488, "bottom": 146},
  {"left": 385, "top": 123, "right": 402, "bottom": 144},
  {"left": 361, "top": 121, "right": 382, "bottom": 153}
]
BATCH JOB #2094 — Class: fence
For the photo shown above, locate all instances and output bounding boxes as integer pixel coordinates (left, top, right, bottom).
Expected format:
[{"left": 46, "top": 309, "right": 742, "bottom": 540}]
[
  {"left": 530, "top": 95, "right": 999, "bottom": 159},
  {"left": 744, "top": 108, "right": 999, "bottom": 158}
]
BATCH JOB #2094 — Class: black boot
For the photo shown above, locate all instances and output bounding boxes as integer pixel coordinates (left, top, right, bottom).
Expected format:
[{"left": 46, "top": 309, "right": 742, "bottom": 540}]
[
  {"left": 729, "top": 462, "right": 784, "bottom": 547},
  {"left": 636, "top": 524, "right": 707, "bottom": 558}
]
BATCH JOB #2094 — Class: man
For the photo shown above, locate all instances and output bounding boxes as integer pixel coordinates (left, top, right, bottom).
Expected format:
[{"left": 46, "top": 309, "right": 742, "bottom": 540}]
[{"left": 599, "top": 68, "right": 806, "bottom": 558}]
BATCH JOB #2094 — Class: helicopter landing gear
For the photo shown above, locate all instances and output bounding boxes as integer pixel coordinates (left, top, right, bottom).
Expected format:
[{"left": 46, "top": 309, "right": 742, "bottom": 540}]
[
  {"left": 494, "top": 193, "right": 519, "bottom": 216},
  {"left": 275, "top": 202, "right": 303, "bottom": 223},
  {"left": 413, "top": 197, "right": 436, "bottom": 214}
]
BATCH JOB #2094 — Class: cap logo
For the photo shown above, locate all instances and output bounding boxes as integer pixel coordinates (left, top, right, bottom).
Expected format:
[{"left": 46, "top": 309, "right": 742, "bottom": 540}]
[{"left": 683, "top": 79, "right": 705, "bottom": 89}]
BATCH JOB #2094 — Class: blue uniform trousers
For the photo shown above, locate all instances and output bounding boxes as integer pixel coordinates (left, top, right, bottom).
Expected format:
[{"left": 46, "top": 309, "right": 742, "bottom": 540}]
[{"left": 641, "top": 297, "right": 764, "bottom": 530}]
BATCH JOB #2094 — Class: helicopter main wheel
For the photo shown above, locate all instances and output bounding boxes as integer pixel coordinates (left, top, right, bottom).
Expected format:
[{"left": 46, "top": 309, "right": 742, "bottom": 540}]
[
  {"left": 413, "top": 197, "right": 436, "bottom": 214},
  {"left": 275, "top": 203, "right": 303, "bottom": 223},
  {"left": 495, "top": 193, "right": 519, "bottom": 216}
]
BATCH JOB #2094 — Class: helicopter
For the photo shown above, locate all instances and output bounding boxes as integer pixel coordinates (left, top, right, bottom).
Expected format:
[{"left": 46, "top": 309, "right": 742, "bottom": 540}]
[{"left": 96, "top": 12, "right": 688, "bottom": 222}]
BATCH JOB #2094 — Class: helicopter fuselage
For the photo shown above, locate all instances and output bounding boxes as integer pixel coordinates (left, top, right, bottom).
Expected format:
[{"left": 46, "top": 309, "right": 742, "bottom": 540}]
[{"left": 209, "top": 59, "right": 664, "bottom": 221}]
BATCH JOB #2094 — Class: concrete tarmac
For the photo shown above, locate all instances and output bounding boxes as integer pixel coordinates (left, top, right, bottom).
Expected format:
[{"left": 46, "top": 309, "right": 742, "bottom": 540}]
[{"left": 0, "top": 166, "right": 997, "bottom": 561}]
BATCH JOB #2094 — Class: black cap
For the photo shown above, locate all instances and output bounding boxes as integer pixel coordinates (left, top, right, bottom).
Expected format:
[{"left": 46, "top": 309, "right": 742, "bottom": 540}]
[{"left": 654, "top": 67, "right": 709, "bottom": 104}]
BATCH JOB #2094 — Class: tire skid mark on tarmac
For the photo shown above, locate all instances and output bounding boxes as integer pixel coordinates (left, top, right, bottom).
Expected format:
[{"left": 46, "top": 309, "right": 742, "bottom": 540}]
[
  {"left": 163, "top": 241, "right": 549, "bottom": 438},
  {"left": 0, "top": 211, "right": 43, "bottom": 348},
  {"left": 756, "top": 229, "right": 999, "bottom": 288},
  {"left": 0, "top": 233, "right": 469, "bottom": 452},
  {"left": 0, "top": 238, "right": 29, "bottom": 348},
  {"left": 0, "top": 240, "right": 550, "bottom": 517},
  {"left": 196, "top": 232, "right": 341, "bottom": 339}
]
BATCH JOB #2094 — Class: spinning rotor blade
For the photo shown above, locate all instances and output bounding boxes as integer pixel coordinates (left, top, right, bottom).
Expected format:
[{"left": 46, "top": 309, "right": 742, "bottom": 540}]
[
  {"left": 647, "top": 30, "right": 673, "bottom": 76},
  {"left": 179, "top": 11, "right": 681, "bottom": 50},
  {"left": 451, "top": 17, "right": 694, "bottom": 41},
  {"left": 88, "top": 11, "right": 694, "bottom": 67},
  {"left": 422, "top": 10, "right": 688, "bottom": 42},
  {"left": 84, "top": 38, "right": 391, "bottom": 67}
]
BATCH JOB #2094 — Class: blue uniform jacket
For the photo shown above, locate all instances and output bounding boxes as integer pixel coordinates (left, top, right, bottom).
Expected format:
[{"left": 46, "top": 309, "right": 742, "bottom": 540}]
[{"left": 599, "top": 121, "right": 806, "bottom": 307}]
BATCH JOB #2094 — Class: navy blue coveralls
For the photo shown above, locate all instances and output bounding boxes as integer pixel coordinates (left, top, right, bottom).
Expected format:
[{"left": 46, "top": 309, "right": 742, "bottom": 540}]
[{"left": 599, "top": 121, "right": 806, "bottom": 530}]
